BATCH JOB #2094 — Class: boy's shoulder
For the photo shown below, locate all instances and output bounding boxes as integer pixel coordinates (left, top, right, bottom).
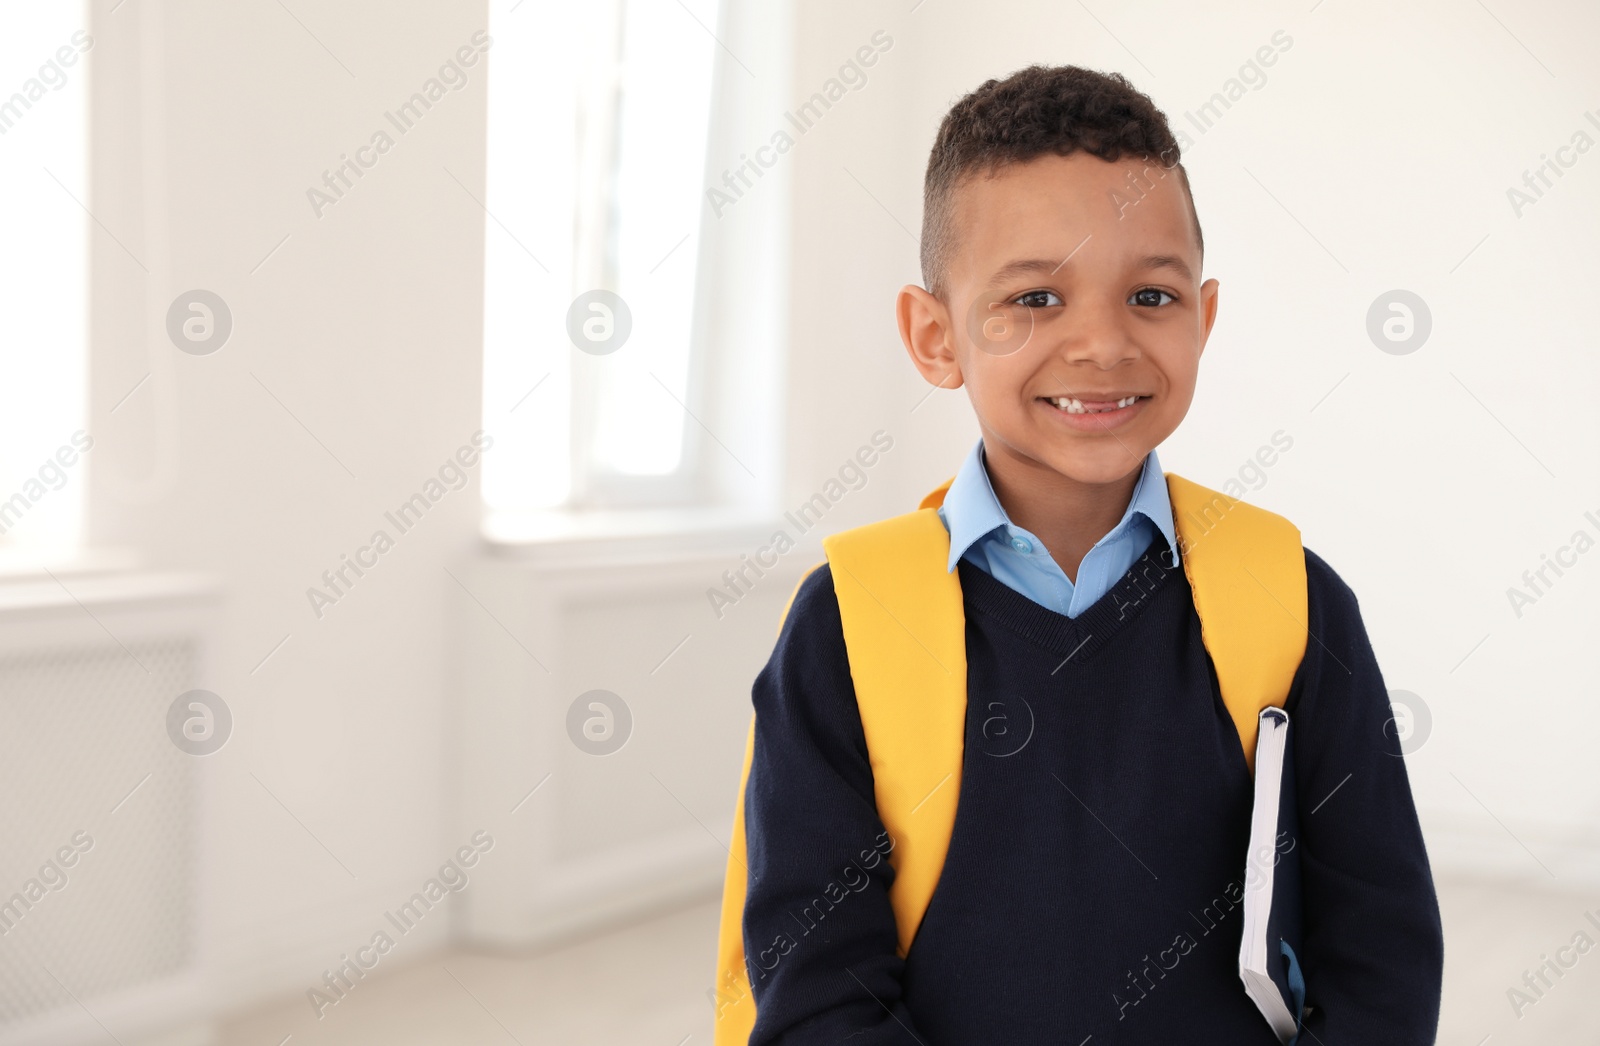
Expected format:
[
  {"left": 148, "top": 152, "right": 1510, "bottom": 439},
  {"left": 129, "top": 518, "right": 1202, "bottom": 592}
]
[
  {"left": 755, "top": 559, "right": 872, "bottom": 757},
  {"left": 1301, "top": 543, "right": 1364, "bottom": 626},
  {"left": 785, "top": 558, "right": 839, "bottom": 624},
  {"left": 1286, "top": 542, "right": 1383, "bottom": 713},
  {"left": 769, "top": 559, "right": 846, "bottom": 665}
]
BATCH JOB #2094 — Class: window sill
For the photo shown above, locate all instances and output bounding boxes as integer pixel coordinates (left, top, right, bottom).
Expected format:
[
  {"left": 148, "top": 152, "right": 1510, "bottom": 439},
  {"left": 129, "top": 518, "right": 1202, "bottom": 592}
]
[
  {"left": 480, "top": 504, "right": 798, "bottom": 569},
  {"left": 0, "top": 544, "right": 142, "bottom": 583},
  {"left": 0, "top": 545, "right": 220, "bottom": 615}
]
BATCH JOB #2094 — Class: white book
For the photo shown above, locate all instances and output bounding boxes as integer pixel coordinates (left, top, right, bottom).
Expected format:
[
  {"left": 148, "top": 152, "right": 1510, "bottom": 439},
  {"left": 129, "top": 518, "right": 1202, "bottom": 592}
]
[{"left": 1238, "top": 706, "right": 1303, "bottom": 1042}]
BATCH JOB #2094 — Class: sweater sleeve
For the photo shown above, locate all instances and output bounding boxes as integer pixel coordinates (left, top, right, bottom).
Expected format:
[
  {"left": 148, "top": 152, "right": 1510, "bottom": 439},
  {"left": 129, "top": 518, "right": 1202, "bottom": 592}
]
[
  {"left": 1289, "top": 547, "right": 1445, "bottom": 1043},
  {"left": 743, "top": 562, "right": 926, "bottom": 1046}
]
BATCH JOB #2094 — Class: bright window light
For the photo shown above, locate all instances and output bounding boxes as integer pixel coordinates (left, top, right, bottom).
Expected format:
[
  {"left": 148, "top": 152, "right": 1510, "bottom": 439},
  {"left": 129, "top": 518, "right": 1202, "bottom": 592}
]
[
  {"left": 0, "top": 3, "right": 89, "bottom": 554},
  {"left": 481, "top": 0, "right": 721, "bottom": 514}
]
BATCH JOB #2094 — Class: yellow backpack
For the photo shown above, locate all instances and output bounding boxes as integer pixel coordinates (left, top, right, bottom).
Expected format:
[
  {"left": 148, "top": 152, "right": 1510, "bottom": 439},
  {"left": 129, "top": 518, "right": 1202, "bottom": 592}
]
[{"left": 710, "top": 472, "right": 1308, "bottom": 1044}]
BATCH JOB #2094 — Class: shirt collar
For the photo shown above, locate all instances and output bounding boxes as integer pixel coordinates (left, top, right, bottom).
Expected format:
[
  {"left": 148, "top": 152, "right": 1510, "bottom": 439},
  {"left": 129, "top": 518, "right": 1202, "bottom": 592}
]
[{"left": 938, "top": 438, "right": 1178, "bottom": 572}]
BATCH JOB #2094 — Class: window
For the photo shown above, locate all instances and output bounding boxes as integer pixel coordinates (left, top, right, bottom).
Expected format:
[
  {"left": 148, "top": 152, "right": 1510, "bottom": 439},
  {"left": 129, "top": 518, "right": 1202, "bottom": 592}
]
[
  {"left": 0, "top": 3, "right": 90, "bottom": 556},
  {"left": 480, "top": 0, "right": 726, "bottom": 518}
]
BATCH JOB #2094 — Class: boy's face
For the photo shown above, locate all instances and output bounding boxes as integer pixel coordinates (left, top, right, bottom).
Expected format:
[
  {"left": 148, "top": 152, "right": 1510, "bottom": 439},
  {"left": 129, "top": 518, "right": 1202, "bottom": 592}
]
[{"left": 898, "top": 152, "right": 1219, "bottom": 489}]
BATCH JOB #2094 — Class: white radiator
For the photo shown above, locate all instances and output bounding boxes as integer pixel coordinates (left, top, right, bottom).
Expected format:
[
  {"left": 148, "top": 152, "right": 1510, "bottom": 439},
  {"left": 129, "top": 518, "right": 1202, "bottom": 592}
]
[
  {"left": 0, "top": 569, "right": 219, "bottom": 1046},
  {"left": 450, "top": 528, "right": 804, "bottom": 949}
]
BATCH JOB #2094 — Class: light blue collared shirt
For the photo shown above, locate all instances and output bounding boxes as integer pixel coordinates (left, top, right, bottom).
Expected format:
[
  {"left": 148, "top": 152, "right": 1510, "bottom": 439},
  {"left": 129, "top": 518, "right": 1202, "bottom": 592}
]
[{"left": 935, "top": 438, "right": 1179, "bottom": 618}]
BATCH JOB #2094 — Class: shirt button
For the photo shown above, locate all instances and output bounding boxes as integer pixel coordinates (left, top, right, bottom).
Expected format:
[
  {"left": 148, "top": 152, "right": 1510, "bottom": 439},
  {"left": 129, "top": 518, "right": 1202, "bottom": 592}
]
[{"left": 1009, "top": 535, "right": 1033, "bottom": 554}]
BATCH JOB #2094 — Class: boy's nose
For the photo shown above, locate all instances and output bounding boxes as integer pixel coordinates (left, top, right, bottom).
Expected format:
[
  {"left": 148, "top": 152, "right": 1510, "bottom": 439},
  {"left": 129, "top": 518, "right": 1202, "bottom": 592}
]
[{"left": 1055, "top": 301, "right": 1139, "bottom": 368}]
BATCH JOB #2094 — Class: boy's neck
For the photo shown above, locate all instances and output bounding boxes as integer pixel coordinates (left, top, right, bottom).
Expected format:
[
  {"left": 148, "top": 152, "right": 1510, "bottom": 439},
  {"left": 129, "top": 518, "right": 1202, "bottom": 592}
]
[{"left": 981, "top": 438, "right": 1144, "bottom": 585}]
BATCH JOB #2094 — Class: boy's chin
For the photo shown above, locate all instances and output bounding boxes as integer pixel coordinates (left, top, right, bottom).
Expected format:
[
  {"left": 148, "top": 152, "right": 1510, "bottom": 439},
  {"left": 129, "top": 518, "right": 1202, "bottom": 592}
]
[{"left": 1027, "top": 444, "right": 1153, "bottom": 488}]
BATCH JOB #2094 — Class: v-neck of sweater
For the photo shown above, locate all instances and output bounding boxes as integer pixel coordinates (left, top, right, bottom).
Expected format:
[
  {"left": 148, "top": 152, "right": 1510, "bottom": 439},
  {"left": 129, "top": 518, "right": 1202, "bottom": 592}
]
[{"left": 954, "top": 529, "right": 1181, "bottom": 665}]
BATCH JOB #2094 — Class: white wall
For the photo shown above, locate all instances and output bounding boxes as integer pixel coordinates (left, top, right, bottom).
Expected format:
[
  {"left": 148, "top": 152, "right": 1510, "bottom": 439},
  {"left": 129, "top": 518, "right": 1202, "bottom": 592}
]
[{"left": 88, "top": 0, "right": 494, "bottom": 1010}]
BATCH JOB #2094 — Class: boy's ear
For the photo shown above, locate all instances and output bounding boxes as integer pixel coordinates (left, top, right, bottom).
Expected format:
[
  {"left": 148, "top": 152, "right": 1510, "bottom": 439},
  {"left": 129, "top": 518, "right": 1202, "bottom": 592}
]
[
  {"left": 897, "top": 284, "right": 964, "bottom": 390},
  {"left": 1197, "top": 277, "right": 1220, "bottom": 356}
]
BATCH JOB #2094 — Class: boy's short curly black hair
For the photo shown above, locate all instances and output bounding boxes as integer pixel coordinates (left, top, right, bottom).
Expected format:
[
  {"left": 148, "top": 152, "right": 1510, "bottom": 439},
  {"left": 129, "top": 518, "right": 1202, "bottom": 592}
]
[{"left": 920, "top": 64, "right": 1202, "bottom": 301}]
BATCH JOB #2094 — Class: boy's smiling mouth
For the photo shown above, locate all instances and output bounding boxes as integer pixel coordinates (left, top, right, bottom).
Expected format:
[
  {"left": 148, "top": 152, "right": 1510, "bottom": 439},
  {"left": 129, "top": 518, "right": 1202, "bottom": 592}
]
[
  {"left": 1036, "top": 393, "right": 1150, "bottom": 430},
  {"left": 1041, "top": 394, "right": 1145, "bottom": 414}
]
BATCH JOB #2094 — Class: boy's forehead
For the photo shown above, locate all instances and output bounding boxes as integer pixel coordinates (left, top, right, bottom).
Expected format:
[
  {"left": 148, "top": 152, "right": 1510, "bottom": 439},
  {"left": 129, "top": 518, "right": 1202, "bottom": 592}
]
[{"left": 952, "top": 153, "right": 1198, "bottom": 283}]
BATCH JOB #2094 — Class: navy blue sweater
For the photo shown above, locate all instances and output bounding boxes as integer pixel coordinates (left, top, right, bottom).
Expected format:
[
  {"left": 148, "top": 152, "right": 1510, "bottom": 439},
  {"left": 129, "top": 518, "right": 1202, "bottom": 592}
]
[{"left": 741, "top": 532, "right": 1443, "bottom": 1044}]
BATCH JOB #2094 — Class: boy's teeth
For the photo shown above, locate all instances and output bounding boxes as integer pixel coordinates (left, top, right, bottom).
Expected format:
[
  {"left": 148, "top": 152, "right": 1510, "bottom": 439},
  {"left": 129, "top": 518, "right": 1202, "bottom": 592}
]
[{"left": 1050, "top": 396, "right": 1140, "bottom": 414}]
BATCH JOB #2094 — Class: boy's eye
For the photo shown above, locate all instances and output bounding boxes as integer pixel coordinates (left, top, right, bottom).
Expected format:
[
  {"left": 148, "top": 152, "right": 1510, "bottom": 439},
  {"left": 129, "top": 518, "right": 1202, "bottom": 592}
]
[
  {"left": 1129, "top": 287, "right": 1175, "bottom": 307},
  {"left": 1011, "top": 289, "right": 1063, "bottom": 309}
]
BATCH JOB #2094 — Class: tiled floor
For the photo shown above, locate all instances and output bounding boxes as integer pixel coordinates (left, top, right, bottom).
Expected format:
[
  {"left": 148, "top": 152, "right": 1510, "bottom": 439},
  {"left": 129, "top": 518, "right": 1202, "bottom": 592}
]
[{"left": 218, "top": 876, "right": 1600, "bottom": 1044}]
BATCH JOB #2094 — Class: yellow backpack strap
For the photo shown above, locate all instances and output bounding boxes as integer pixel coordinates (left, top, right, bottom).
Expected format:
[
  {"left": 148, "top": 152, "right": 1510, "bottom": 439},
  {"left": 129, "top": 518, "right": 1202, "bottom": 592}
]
[
  {"left": 1165, "top": 472, "right": 1309, "bottom": 775},
  {"left": 820, "top": 500, "right": 967, "bottom": 960}
]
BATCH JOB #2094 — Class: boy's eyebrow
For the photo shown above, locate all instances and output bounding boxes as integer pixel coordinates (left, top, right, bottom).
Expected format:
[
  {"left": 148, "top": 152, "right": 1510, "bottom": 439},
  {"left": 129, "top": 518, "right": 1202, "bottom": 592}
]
[
  {"left": 986, "top": 258, "right": 1070, "bottom": 285},
  {"left": 1138, "top": 254, "right": 1196, "bottom": 282},
  {"left": 987, "top": 253, "right": 1195, "bottom": 285}
]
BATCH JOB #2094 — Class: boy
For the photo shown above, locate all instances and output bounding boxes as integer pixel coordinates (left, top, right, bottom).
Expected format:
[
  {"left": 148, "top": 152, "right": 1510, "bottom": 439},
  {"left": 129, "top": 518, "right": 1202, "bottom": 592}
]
[{"left": 726, "top": 65, "right": 1443, "bottom": 1044}]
